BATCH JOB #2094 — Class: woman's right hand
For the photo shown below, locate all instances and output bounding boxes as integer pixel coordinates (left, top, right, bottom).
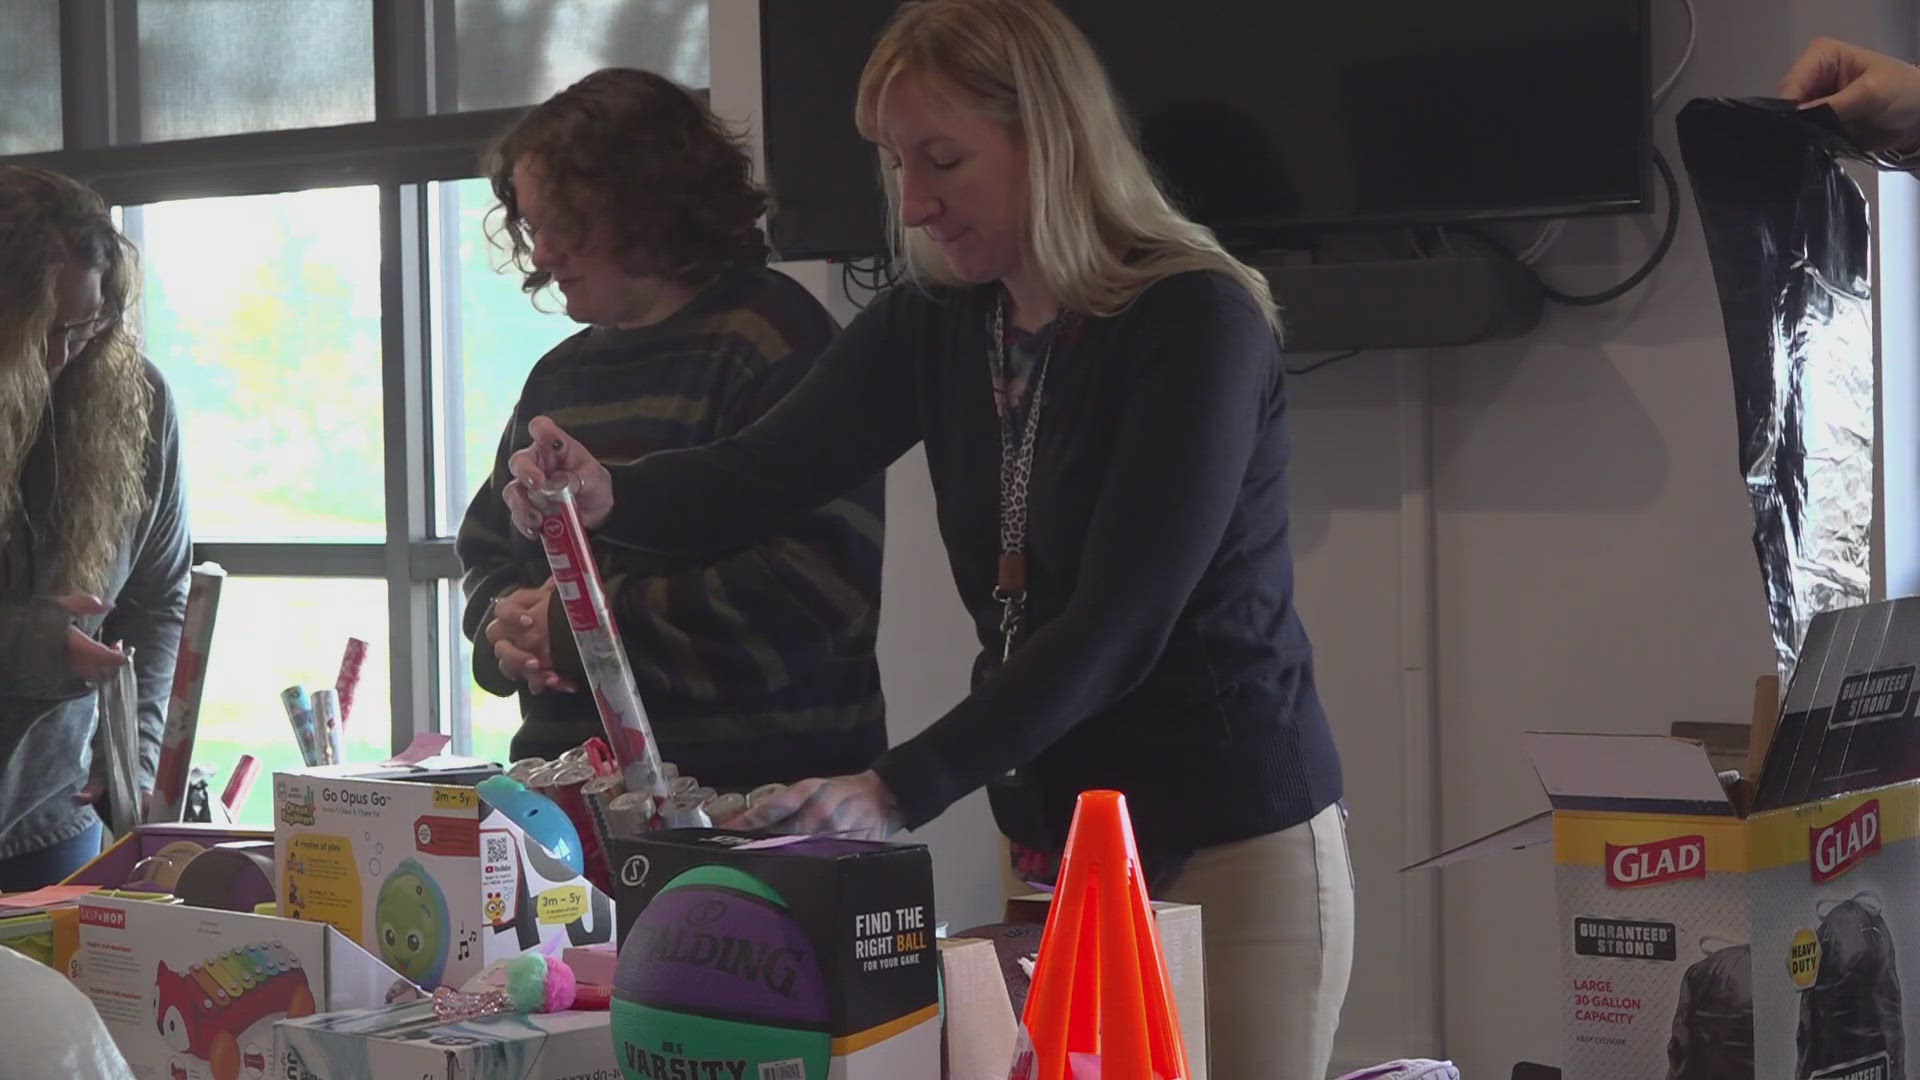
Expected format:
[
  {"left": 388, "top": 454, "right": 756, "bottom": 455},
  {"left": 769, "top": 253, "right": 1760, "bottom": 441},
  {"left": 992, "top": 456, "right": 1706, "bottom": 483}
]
[
  {"left": 57, "top": 593, "right": 126, "bottom": 682},
  {"left": 1780, "top": 37, "right": 1920, "bottom": 152},
  {"left": 505, "top": 416, "right": 614, "bottom": 537}
]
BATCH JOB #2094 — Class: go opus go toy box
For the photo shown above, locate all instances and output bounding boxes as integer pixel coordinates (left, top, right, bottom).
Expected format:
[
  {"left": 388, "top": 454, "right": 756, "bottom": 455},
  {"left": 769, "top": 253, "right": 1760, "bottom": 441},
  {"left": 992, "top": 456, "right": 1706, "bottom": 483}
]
[
  {"left": 272, "top": 773, "right": 616, "bottom": 991},
  {"left": 74, "top": 894, "right": 413, "bottom": 1080}
]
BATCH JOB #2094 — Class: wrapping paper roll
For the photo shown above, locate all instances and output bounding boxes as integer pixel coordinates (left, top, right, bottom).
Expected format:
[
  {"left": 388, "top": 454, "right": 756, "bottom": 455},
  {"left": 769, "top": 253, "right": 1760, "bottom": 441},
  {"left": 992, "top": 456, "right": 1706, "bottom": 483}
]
[
  {"left": 146, "top": 564, "right": 226, "bottom": 823},
  {"left": 531, "top": 482, "right": 670, "bottom": 798},
  {"left": 333, "top": 637, "right": 368, "bottom": 725},
  {"left": 702, "top": 792, "right": 746, "bottom": 823},
  {"left": 607, "top": 792, "right": 656, "bottom": 838}
]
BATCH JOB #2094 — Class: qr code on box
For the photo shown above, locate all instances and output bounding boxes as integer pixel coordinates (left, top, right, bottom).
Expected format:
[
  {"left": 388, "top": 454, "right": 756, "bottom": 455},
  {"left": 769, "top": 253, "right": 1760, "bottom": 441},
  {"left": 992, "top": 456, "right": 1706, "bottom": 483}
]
[
  {"left": 484, "top": 832, "right": 513, "bottom": 867},
  {"left": 758, "top": 1062, "right": 804, "bottom": 1080}
]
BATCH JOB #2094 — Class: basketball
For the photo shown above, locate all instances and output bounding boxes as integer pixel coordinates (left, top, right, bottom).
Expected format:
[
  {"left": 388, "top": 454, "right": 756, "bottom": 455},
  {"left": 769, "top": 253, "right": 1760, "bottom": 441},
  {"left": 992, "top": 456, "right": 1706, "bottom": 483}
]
[{"left": 612, "top": 864, "right": 831, "bottom": 1080}]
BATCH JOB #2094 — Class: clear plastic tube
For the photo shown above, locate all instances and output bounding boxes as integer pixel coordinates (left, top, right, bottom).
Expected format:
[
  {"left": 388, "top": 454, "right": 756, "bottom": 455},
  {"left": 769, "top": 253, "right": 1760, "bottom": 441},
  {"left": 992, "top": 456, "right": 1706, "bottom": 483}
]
[{"left": 530, "top": 480, "right": 672, "bottom": 798}]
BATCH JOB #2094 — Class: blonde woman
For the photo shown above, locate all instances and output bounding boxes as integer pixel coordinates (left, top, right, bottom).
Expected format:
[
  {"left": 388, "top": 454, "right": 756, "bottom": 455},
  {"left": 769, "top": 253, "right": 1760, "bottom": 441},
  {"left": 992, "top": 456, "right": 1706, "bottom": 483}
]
[
  {"left": 505, "top": 0, "right": 1350, "bottom": 1072},
  {"left": 0, "top": 167, "right": 189, "bottom": 889}
]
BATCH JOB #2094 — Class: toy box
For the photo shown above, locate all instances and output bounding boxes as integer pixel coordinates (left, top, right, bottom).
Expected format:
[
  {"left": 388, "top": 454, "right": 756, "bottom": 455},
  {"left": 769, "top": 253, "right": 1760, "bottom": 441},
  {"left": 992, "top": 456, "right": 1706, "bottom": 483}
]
[
  {"left": 273, "top": 773, "right": 616, "bottom": 990},
  {"left": 75, "top": 894, "right": 413, "bottom": 1080},
  {"left": 608, "top": 829, "right": 939, "bottom": 1080},
  {"left": 277, "top": 999, "right": 620, "bottom": 1080},
  {"left": 66, "top": 823, "right": 271, "bottom": 890},
  {"left": 0, "top": 823, "right": 269, "bottom": 976}
]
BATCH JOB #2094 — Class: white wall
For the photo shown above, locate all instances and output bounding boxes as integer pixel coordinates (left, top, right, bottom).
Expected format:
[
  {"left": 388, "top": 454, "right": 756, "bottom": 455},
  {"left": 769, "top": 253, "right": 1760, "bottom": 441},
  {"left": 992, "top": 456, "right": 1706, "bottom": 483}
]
[
  {"left": 1424, "top": 0, "right": 1893, "bottom": 1075},
  {"left": 716, "top": 0, "right": 1909, "bottom": 1074}
]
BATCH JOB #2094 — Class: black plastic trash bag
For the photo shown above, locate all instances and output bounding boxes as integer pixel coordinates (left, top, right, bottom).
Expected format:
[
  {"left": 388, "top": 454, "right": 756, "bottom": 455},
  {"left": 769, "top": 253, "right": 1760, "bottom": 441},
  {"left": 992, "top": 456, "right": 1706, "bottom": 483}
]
[
  {"left": 1668, "top": 940, "right": 1754, "bottom": 1080},
  {"left": 1798, "top": 894, "right": 1904, "bottom": 1080},
  {"left": 1675, "top": 97, "right": 1875, "bottom": 678}
]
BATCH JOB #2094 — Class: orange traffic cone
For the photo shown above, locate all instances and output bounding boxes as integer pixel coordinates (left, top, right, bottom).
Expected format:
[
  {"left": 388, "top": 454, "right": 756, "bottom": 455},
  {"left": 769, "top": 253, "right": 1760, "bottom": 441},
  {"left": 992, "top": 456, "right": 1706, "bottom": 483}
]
[{"left": 1021, "top": 790, "right": 1189, "bottom": 1080}]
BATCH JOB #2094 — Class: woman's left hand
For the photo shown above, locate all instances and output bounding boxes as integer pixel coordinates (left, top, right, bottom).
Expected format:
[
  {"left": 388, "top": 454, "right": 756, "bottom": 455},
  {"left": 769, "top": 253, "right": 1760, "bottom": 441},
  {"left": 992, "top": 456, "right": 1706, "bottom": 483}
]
[
  {"left": 485, "top": 579, "right": 576, "bottom": 693},
  {"left": 722, "top": 770, "right": 904, "bottom": 841}
]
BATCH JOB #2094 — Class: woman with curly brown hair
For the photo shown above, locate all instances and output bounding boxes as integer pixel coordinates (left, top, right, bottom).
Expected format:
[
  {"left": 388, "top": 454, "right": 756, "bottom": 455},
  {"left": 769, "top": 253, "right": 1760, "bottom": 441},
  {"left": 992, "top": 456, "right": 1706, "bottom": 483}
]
[
  {"left": 457, "top": 69, "right": 888, "bottom": 789},
  {"left": 0, "top": 165, "right": 190, "bottom": 891}
]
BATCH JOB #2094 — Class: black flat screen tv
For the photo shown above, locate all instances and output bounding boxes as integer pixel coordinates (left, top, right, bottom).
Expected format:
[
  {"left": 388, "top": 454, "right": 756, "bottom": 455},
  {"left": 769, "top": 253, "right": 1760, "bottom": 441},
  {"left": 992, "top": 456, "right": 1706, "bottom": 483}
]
[{"left": 760, "top": 0, "right": 1652, "bottom": 261}]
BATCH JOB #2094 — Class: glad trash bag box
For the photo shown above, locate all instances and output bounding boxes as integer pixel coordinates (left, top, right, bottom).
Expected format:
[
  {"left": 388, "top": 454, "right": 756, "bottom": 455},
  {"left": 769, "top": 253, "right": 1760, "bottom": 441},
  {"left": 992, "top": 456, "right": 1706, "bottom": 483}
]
[
  {"left": 1749, "top": 784, "right": 1920, "bottom": 1080},
  {"left": 1408, "top": 730, "right": 1758, "bottom": 1080},
  {"left": 1747, "top": 597, "right": 1920, "bottom": 1080},
  {"left": 1409, "top": 598, "right": 1920, "bottom": 1080},
  {"left": 1413, "top": 726, "right": 1758, "bottom": 1076}
]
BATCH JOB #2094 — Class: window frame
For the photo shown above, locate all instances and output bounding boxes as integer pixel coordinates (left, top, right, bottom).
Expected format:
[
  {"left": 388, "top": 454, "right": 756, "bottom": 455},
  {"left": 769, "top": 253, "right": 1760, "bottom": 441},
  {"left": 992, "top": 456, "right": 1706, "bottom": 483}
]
[{"left": 3, "top": 0, "right": 575, "bottom": 756}]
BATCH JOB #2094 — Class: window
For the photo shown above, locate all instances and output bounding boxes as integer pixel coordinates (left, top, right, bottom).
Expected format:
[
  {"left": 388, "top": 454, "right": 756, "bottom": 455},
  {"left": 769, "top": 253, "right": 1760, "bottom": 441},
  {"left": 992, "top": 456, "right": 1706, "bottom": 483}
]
[
  {"left": 191, "top": 578, "right": 392, "bottom": 825},
  {"left": 3, "top": 4, "right": 711, "bottom": 771},
  {"left": 140, "top": 188, "right": 385, "bottom": 541},
  {"left": 430, "top": 177, "right": 576, "bottom": 764},
  {"left": 450, "top": 0, "right": 710, "bottom": 112},
  {"left": 136, "top": 0, "right": 376, "bottom": 142},
  {"left": 431, "top": 178, "right": 574, "bottom": 535},
  {"left": 0, "top": 0, "right": 61, "bottom": 155}
]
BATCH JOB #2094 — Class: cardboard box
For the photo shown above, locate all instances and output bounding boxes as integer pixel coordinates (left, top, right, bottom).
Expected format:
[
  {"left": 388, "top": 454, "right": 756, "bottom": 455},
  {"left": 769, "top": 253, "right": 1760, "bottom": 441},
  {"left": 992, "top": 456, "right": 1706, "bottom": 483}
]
[
  {"left": 1407, "top": 598, "right": 1920, "bottom": 1080},
  {"left": 75, "top": 894, "right": 414, "bottom": 1080},
  {"left": 564, "top": 942, "right": 619, "bottom": 989},
  {"left": 277, "top": 999, "right": 620, "bottom": 1080},
  {"left": 940, "top": 937, "right": 1018, "bottom": 1080},
  {"left": 1409, "top": 733, "right": 1754, "bottom": 1080},
  {"left": 1755, "top": 599, "right": 1920, "bottom": 811},
  {"left": 272, "top": 773, "right": 617, "bottom": 990},
  {"left": 65, "top": 823, "right": 272, "bottom": 890},
  {"left": 1749, "top": 782, "right": 1920, "bottom": 1080},
  {"left": 609, "top": 829, "right": 940, "bottom": 1080},
  {"left": 1004, "top": 894, "right": 1209, "bottom": 1080}
]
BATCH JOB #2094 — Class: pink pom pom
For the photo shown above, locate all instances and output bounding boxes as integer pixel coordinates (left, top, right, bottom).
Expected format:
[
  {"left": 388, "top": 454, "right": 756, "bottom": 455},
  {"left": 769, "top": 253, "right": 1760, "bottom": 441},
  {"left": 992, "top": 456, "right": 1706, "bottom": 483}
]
[{"left": 543, "top": 956, "right": 577, "bottom": 1012}]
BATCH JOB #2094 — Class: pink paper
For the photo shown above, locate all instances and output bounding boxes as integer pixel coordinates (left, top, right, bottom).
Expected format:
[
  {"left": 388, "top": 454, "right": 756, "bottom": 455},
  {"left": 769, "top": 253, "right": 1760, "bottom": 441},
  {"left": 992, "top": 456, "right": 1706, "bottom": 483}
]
[
  {"left": 0, "top": 884, "right": 96, "bottom": 910},
  {"left": 384, "top": 732, "right": 452, "bottom": 765}
]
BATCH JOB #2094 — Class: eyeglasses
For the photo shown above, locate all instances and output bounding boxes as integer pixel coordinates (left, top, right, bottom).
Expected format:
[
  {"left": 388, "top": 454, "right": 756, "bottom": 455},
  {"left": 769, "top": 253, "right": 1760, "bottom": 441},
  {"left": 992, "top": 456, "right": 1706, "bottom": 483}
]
[
  {"left": 48, "top": 312, "right": 118, "bottom": 354},
  {"left": 513, "top": 216, "right": 588, "bottom": 253}
]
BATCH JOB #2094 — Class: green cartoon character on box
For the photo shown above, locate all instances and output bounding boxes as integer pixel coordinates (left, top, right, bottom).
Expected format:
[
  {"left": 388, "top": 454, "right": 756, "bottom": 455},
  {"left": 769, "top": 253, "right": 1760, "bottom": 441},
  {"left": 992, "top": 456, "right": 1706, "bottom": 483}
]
[{"left": 375, "top": 858, "right": 450, "bottom": 987}]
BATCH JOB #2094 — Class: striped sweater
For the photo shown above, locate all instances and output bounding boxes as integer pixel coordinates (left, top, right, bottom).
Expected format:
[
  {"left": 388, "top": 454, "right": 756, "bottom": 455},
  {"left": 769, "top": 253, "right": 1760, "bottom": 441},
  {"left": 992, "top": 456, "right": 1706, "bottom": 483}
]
[{"left": 456, "top": 268, "right": 887, "bottom": 789}]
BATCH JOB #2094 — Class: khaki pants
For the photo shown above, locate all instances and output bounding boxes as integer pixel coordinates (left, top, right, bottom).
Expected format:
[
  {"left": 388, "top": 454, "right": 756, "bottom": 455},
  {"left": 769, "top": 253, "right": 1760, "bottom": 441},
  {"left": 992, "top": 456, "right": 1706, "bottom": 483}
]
[{"left": 1162, "top": 803, "right": 1355, "bottom": 1080}]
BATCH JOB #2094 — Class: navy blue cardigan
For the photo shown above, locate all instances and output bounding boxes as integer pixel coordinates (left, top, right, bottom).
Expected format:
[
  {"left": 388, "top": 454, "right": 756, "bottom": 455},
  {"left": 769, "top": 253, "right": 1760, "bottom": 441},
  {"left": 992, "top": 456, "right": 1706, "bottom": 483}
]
[{"left": 604, "top": 270, "right": 1342, "bottom": 883}]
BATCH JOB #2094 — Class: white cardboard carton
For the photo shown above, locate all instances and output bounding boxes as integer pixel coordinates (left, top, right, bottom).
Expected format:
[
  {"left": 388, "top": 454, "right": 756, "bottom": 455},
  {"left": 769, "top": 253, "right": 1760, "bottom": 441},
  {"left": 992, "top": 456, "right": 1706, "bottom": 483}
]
[
  {"left": 277, "top": 1000, "right": 620, "bottom": 1080},
  {"left": 1408, "top": 733, "right": 1751, "bottom": 1080},
  {"left": 273, "top": 773, "right": 617, "bottom": 991},
  {"left": 75, "top": 895, "right": 414, "bottom": 1080}
]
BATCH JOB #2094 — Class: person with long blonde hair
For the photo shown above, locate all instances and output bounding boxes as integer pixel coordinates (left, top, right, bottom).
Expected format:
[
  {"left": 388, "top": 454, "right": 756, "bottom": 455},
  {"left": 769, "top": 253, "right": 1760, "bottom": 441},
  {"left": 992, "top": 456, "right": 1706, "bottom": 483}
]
[
  {"left": 503, "top": 2, "right": 1349, "bottom": 1073},
  {"left": 0, "top": 166, "right": 190, "bottom": 890}
]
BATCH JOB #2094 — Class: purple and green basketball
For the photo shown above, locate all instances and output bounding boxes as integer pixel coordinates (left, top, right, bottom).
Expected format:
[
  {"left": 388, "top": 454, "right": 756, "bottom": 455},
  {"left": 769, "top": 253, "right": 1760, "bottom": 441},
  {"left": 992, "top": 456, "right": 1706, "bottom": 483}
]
[{"left": 613, "top": 864, "right": 831, "bottom": 1080}]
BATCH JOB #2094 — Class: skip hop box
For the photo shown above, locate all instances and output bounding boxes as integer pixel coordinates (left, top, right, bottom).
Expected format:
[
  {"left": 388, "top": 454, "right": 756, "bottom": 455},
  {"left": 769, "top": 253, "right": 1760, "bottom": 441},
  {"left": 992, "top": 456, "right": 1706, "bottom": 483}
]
[
  {"left": 272, "top": 773, "right": 616, "bottom": 991},
  {"left": 278, "top": 999, "right": 619, "bottom": 1080},
  {"left": 75, "top": 894, "right": 413, "bottom": 1080},
  {"left": 608, "top": 829, "right": 939, "bottom": 1080}
]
